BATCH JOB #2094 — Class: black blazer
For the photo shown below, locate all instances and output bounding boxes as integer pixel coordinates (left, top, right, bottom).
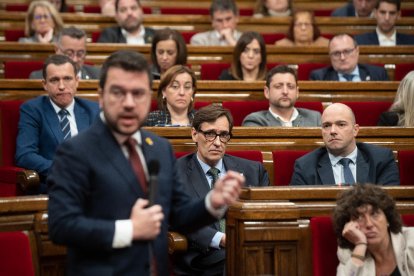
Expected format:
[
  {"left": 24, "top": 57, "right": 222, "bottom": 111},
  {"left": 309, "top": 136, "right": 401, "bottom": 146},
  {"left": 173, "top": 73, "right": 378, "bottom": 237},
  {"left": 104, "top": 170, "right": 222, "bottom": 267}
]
[
  {"left": 97, "top": 26, "right": 155, "bottom": 44},
  {"left": 378, "top": 111, "right": 399, "bottom": 126},
  {"left": 290, "top": 142, "right": 400, "bottom": 185},
  {"left": 355, "top": 32, "right": 414, "bottom": 45},
  {"left": 331, "top": 2, "right": 356, "bottom": 17},
  {"left": 174, "top": 153, "right": 269, "bottom": 274},
  {"left": 309, "top": 64, "right": 389, "bottom": 81}
]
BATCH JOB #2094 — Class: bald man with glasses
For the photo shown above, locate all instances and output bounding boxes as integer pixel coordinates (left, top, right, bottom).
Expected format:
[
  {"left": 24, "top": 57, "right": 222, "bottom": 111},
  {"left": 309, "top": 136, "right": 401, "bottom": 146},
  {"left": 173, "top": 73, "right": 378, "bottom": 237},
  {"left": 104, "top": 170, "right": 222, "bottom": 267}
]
[
  {"left": 309, "top": 33, "right": 389, "bottom": 81},
  {"left": 174, "top": 104, "right": 269, "bottom": 275},
  {"left": 30, "top": 27, "right": 101, "bottom": 80}
]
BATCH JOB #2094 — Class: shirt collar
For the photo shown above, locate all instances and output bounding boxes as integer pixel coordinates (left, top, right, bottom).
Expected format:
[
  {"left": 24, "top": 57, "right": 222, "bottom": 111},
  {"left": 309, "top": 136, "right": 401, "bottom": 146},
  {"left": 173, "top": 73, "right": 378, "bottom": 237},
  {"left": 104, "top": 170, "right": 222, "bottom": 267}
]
[
  {"left": 328, "top": 146, "right": 358, "bottom": 167},
  {"left": 339, "top": 66, "right": 360, "bottom": 81},
  {"left": 196, "top": 154, "right": 224, "bottom": 175},
  {"left": 50, "top": 97, "right": 75, "bottom": 116},
  {"left": 121, "top": 25, "right": 145, "bottom": 39},
  {"left": 268, "top": 107, "right": 299, "bottom": 126},
  {"left": 376, "top": 27, "right": 397, "bottom": 46}
]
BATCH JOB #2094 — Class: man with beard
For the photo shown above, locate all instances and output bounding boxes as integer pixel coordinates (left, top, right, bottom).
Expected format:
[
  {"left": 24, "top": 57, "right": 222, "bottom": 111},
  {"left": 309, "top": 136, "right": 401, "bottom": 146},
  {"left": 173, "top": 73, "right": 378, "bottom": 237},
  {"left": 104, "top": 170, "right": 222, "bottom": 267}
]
[
  {"left": 290, "top": 103, "right": 400, "bottom": 185},
  {"left": 98, "top": 0, "right": 154, "bottom": 44},
  {"left": 47, "top": 50, "right": 245, "bottom": 275},
  {"left": 242, "top": 65, "right": 321, "bottom": 126},
  {"left": 355, "top": 0, "right": 414, "bottom": 46}
]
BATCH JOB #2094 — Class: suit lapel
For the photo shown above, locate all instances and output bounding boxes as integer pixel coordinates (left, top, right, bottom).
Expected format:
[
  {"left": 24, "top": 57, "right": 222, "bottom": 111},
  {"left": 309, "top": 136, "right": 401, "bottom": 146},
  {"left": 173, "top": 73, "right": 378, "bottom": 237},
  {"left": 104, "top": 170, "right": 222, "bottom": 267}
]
[
  {"left": 358, "top": 65, "right": 370, "bottom": 81},
  {"left": 356, "top": 149, "right": 369, "bottom": 184},
  {"left": 43, "top": 98, "right": 64, "bottom": 143},
  {"left": 188, "top": 154, "right": 211, "bottom": 198},
  {"left": 327, "top": 68, "right": 339, "bottom": 81},
  {"left": 265, "top": 111, "right": 282, "bottom": 126},
  {"left": 317, "top": 152, "right": 336, "bottom": 184},
  {"left": 73, "top": 100, "right": 89, "bottom": 131}
]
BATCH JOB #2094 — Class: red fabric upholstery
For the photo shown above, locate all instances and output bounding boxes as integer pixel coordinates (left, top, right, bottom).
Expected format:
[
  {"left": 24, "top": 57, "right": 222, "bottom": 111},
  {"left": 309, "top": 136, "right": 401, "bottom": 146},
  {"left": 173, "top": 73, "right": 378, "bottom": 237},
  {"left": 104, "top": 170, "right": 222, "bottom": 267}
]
[
  {"left": 181, "top": 31, "right": 197, "bottom": 43},
  {"left": 295, "top": 102, "right": 324, "bottom": 114},
  {"left": 4, "top": 61, "right": 44, "bottom": 79},
  {"left": 266, "top": 62, "right": 281, "bottom": 71},
  {"left": 175, "top": 150, "right": 263, "bottom": 163},
  {"left": 160, "top": 7, "right": 209, "bottom": 15},
  {"left": 83, "top": 5, "right": 150, "bottom": 13},
  {"left": 394, "top": 63, "right": 414, "bottom": 81},
  {"left": 341, "top": 101, "right": 392, "bottom": 126},
  {"left": 200, "top": 63, "right": 231, "bottom": 80},
  {"left": 4, "top": 29, "right": 25, "bottom": 42},
  {"left": 397, "top": 150, "right": 414, "bottom": 186},
  {"left": 91, "top": 31, "right": 101, "bottom": 42},
  {"left": 272, "top": 150, "right": 309, "bottom": 186},
  {"left": 222, "top": 100, "right": 269, "bottom": 126},
  {"left": 402, "top": 214, "right": 414, "bottom": 226},
  {"left": 314, "top": 9, "right": 334, "bottom": 16},
  {"left": 298, "top": 63, "right": 328, "bottom": 80},
  {"left": 310, "top": 216, "right": 338, "bottom": 276},
  {"left": 5, "top": 4, "right": 29, "bottom": 11},
  {"left": 401, "top": 9, "right": 414, "bottom": 16},
  {"left": 262, "top": 33, "right": 286, "bottom": 44},
  {"left": 0, "top": 231, "right": 35, "bottom": 276}
]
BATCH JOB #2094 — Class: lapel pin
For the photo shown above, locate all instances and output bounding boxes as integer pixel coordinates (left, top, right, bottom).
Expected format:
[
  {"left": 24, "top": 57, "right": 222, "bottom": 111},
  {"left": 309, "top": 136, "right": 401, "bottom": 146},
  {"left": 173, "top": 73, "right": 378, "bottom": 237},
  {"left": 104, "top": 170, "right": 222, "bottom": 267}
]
[{"left": 145, "top": 137, "right": 154, "bottom": 146}]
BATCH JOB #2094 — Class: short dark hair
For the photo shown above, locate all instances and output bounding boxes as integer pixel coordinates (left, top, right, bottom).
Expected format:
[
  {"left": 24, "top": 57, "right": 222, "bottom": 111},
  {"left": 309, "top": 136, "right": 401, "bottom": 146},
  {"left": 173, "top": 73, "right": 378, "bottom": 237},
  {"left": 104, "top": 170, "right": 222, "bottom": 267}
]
[
  {"left": 376, "top": 0, "right": 400, "bottom": 10},
  {"left": 286, "top": 10, "right": 321, "bottom": 42},
  {"left": 329, "top": 33, "right": 358, "bottom": 49},
  {"left": 151, "top": 28, "right": 187, "bottom": 73},
  {"left": 230, "top": 31, "right": 267, "bottom": 81},
  {"left": 57, "top": 26, "right": 87, "bottom": 43},
  {"left": 265, "top": 65, "right": 297, "bottom": 87},
  {"left": 157, "top": 65, "right": 196, "bottom": 112},
  {"left": 115, "top": 0, "right": 141, "bottom": 12},
  {"left": 42, "top": 54, "right": 78, "bottom": 79},
  {"left": 192, "top": 105, "right": 234, "bottom": 133},
  {"left": 99, "top": 50, "right": 152, "bottom": 89},
  {"left": 210, "top": 0, "right": 238, "bottom": 17},
  {"left": 333, "top": 184, "right": 403, "bottom": 250}
]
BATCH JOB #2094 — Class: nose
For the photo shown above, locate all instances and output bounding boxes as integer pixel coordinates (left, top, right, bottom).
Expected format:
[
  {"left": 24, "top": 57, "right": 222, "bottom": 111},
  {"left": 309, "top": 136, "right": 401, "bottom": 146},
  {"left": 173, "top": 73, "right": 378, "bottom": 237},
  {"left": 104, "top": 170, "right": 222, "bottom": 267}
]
[
  {"left": 330, "top": 124, "right": 337, "bottom": 133},
  {"left": 365, "top": 216, "right": 374, "bottom": 227},
  {"left": 58, "top": 79, "right": 65, "bottom": 90},
  {"left": 161, "top": 52, "right": 168, "bottom": 60},
  {"left": 178, "top": 86, "right": 185, "bottom": 95},
  {"left": 247, "top": 50, "right": 254, "bottom": 58},
  {"left": 213, "top": 135, "right": 222, "bottom": 146},
  {"left": 385, "top": 12, "right": 390, "bottom": 20},
  {"left": 123, "top": 92, "right": 136, "bottom": 107}
]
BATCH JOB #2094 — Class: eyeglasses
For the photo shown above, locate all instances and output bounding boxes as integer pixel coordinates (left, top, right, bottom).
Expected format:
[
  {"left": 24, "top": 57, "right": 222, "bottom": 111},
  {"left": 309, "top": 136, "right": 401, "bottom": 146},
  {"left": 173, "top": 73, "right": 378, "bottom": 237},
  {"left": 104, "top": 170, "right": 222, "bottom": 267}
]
[
  {"left": 198, "top": 129, "right": 231, "bottom": 143},
  {"left": 330, "top": 48, "right": 356, "bottom": 59},
  {"left": 108, "top": 89, "right": 151, "bottom": 103},
  {"left": 34, "top": 14, "right": 51, "bottom": 20},
  {"left": 60, "top": 49, "right": 87, "bottom": 59},
  {"left": 294, "top": 22, "right": 312, "bottom": 28}
]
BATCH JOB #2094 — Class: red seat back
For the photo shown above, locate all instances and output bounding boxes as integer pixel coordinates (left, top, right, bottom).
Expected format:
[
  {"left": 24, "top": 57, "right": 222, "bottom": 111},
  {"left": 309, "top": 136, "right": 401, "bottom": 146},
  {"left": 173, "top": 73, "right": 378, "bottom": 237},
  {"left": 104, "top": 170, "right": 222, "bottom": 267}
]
[
  {"left": 200, "top": 63, "right": 231, "bottom": 80},
  {"left": 394, "top": 63, "right": 414, "bottom": 81},
  {"left": 295, "top": 102, "right": 324, "bottom": 114},
  {"left": 4, "top": 29, "right": 25, "bottom": 42},
  {"left": 310, "top": 216, "right": 338, "bottom": 276},
  {"left": 181, "top": 31, "right": 197, "bottom": 43},
  {"left": 298, "top": 63, "right": 328, "bottom": 80},
  {"left": 0, "top": 231, "right": 35, "bottom": 276},
  {"left": 4, "top": 61, "right": 44, "bottom": 79},
  {"left": 402, "top": 214, "right": 414, "bottom": 226},
  {"left": 341, "top": 101, "right": 392, "bottom": 126},
  {"left": 397, "top": 150, "right": 414, "bottom": 186},
  {"left": 222, "top": 100, "right": 269, "bottom": 126},
  {"left": 262, "top": 33, "right": 286, "bottom": 44},
  {"left": 272, "top": 150, "right": 309, "bottom": 186},
  {"left": 5, "top": 4, "right": 29, "bottom": 11}
]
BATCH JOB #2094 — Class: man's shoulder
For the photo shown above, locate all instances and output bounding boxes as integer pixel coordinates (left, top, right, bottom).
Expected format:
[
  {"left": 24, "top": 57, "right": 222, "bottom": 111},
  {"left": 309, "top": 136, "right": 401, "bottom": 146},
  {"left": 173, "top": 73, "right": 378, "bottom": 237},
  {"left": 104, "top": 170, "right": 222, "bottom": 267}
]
[
  {"left": 397, "top": 32, "right": 414, "bottom": 44},
  {"left": 355, "top": 32, "right": 377, "bottom": 44},
  {"left": 331, "top": 3, "right": 354, "bottom": 16},
  {"left": 74, "top": 97, "right": 99, "bottom": 109},
  {"left": 309, "top": 66, "right": 334, "bottom": 79},
  {"left": 297, "top": 107, "right": 321, "bottom": 117},
  {"left": 21, "top": 95, "right": 49, "bottom": 108},
  {"left": 357, "top": 142, "right": 392, "bottom": 154},
  {"left": 223, "top": 153, "right": 262, "bottom": 167},
  {"left": 190, "top": 30, "right": 214, "bottom": 44},
  {"left": 296, "top": 147, "right": 327, "bottom": 163},
  {"left": 29, "top": 69, "right": 43, "bottom": 79}
]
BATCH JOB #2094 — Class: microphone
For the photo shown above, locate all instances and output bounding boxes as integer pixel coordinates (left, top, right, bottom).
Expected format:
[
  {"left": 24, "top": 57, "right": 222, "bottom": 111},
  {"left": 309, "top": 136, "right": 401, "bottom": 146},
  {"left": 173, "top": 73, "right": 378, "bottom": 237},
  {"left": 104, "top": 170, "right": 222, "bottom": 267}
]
[{"left": 148, "top": 160, "right": 159, "bottom": 206}]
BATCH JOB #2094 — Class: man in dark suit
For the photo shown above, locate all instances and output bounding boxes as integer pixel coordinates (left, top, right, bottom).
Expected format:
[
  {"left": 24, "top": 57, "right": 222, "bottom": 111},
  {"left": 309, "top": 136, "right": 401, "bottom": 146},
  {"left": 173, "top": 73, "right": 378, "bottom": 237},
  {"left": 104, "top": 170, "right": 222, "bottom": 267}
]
[
  {"left": 97, "top": 0, "right": 154, "bottom": 44},
  {"left": 175, "top": 105, "right": 269, "bottom": 275},
  {"left": 310, "top": 34, "right": 389, "bottom": 81},
  {"left": 332, "top": 0, "right": 377, "bottom": 17},
  {"left": 291, "top": 103, "right": 400, "bottom": 185},
  {"left": 15, "top": 55, "right": 99, "bottom": 194},
  {"left": 355, "top": 0, "right": 414, "bottom": 46},
  {"left": 47, "top": 50, "right": 245, "bottom": 276},
  {"left": 30, "top": 27, "right": 100, "bottom": 80}
]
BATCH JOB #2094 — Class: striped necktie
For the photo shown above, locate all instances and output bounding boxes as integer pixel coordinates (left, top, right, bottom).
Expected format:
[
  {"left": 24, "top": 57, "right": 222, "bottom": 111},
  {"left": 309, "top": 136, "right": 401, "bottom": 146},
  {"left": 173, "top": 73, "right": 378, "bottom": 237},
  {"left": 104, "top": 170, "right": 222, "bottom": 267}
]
[
  {"left": 58, "top": 109, "right": 71, "bottom": 140},
  {"left": 339, "top": 158, "right": 355, "bottom": 185},
  {"left": 207, "top": 167, "right": 226, "bottom": 232}
]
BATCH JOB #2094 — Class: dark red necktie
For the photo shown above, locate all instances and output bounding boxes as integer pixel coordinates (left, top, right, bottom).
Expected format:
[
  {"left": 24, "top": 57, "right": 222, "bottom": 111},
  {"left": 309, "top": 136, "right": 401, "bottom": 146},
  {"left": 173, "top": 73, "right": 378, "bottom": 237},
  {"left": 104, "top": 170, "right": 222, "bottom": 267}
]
[{"left": 125, "top": 138, "right": 148, "bottom": 194}]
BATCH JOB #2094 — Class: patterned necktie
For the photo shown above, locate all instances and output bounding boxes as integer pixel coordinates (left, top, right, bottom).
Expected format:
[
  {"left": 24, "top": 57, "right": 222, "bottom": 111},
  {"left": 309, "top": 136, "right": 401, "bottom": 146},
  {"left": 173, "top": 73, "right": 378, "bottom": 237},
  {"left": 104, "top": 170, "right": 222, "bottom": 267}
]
[
  {"left": 125, "top": 138, "right": 148, "bottom": 193},
  {"left": 339, "top": 158, "right": 355, "bottom": 185},
  {"left": 207, "top": 167, "right": 226, "bottom": 233},
  {"left": 58, "top": 109, "right": 71, "bottom": 140},
  {"left": 343, "top": 74, "right": 354, "bottom": 82}
]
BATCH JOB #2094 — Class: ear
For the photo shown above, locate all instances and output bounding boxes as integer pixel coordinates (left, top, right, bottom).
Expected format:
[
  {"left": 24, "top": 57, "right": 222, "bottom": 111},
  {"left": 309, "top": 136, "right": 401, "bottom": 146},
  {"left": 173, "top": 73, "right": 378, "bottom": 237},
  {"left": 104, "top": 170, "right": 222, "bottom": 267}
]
[
  {"left": 42, "top": 78, "right": 47, "bottom": 91},
  {"left": 162, "top": 88, "right": 167, "bottom": 99},
  {"left": 264, "top": 86, "right": 270, "bottom": 100},
  {"left": 191, "top": 127, "right": 198, "bottom": 142},
  {"left": 98, "top": 88, "right": 104, "bottom": 109},
  {"left": 353, "top": 124, "right": 360, "bottom": 137}
]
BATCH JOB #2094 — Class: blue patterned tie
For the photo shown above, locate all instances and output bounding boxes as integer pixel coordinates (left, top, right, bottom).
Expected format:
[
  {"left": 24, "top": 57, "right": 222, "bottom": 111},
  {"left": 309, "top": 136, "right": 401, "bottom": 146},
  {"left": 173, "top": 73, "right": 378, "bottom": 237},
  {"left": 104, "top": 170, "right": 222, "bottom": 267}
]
[
  {"left": 207, "top": 167, "right": 226, "bottom": 232},
  {"left": 58, "top": 109, "right": 71, "bottom": 140},
  {"left": 343, "top": 74, "right": 354, "bottom": 82},
  {"left": 339, "top": 158, "right": 355, "bottom": 185}
]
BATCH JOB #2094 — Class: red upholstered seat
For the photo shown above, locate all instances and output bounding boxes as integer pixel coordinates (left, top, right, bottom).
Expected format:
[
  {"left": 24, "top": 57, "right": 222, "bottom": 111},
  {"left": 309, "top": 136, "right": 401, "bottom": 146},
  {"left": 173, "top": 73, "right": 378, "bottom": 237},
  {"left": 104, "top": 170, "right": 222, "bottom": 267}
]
[
  {"left": 4, "top": 61, "right": 44, "bottom": 79},
  {"left": 397, "top": 150, "right": 414, "bottom": 186},
  {"left": 4, "top": 29, "right": 25, "bottom": 42},
  {"left": 200, "top": 63, "right": 231, "bottom": 80},
  {"left": 272, "top": 150, "right": 309, "bottom": 186},
  {"left": 298, "top": 63, "right": 328, "bottom": 80},
  {"left": 0, "top": 231, "right": 35, "bottom": 275},
  {"left": 262, "top": 33, "right": 286, "bottom": 44},
  {"left": 314, "top": 9, "right": 335, "bottom": 16},
  {"left": 83, "top": 5, "right": 150, "bottom": 13},
  {"left": 181, "top": 32, "right": 197, "bottom": 43},
  {"left": 160, "top": 7, "right": 210, "bottom": 15},
  {"left": 394, "top": 63, "right": 414, "bottom": 81},
  {"left": 295, "top": 101, "right": 324, "bottom": 114},
  {"left": 5, "top": 3, "right": 29, "bottom": 11},
  {"left": 402, "top": 214, "right": 414, "bottom": 226},
  {"left": 341, "top": 101, "right": 392, "bottom": 126}
]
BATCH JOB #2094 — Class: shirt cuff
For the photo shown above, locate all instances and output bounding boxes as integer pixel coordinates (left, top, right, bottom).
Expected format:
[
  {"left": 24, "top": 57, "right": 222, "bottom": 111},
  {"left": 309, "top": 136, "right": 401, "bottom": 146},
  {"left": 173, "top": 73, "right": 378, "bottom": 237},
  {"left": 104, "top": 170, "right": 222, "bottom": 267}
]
[
  {"left": 205, "top": 191, "right": 227, "bottom": 218},
  {"left": 210, "top": 231, "right": 225, "bottom": 249},
  {"left": 112, "top": 219, "right": 133, "bottom": 248}
]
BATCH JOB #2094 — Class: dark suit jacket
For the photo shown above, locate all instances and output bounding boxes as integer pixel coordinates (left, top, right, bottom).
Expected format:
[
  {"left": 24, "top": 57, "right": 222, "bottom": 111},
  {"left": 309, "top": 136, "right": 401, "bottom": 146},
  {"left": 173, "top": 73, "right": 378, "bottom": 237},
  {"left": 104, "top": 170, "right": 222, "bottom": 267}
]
[
  {"left": 331, "top": 2, "right": 356, "bottom": 17},
  {"left": 309, "top": 64, "right": 389, "bottom": 81},
  {"left": 175, "top": 153, "right": 269, "bottom": 274},
  {"left": 355, "top": 32, "right": 414, "bottom": 45},
  {"left": 48, "top": 118, "right": 218, "bottom": 276},
  {"left": 97, "top": 26, "right": 155, "bottom": 44},
  {"left": 29, "top": 64, "right": 101, "bottom": 80},
  {"left": 15, "top": 96, "right": 99, "bottom": 178},
  {"left": 290, "top": 142, "right": 400, "bottom": 185},
  {"left": 378, "top": 111, "right": 399, "bottom": 126}
]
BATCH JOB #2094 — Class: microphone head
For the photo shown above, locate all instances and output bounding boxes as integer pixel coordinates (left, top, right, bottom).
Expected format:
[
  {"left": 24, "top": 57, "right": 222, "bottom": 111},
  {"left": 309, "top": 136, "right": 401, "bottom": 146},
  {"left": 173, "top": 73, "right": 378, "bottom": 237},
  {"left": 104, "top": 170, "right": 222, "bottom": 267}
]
[{"left": 148, "top": 160, "right": 160, "bottom": 176}]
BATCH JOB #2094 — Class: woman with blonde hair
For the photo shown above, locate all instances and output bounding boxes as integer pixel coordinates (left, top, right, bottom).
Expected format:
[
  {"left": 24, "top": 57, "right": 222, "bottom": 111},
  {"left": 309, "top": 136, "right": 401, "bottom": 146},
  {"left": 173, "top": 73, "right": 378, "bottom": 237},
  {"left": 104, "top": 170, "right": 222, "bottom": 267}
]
[
  {"left": 378, "top": 71, "right": 414, "bottom": 126},
  {"left": 19, "top": 0, "right": 64, "bottom": 43}
]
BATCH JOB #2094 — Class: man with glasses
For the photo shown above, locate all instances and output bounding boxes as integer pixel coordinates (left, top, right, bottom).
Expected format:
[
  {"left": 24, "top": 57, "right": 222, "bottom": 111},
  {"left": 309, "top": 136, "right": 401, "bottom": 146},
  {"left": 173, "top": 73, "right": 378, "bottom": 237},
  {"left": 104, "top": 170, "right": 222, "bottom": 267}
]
[
  {"left": 309, "top": 33, "right": 389, "bottom": 81},
  {"left": 16, "top": 54, "right": 99, "bottom": 194},
  {"left": 174, "top": 104, "right": 269, "bottom": 275},
  {"left": 30, "top": 27, "right": 101, "bottom": 80}
]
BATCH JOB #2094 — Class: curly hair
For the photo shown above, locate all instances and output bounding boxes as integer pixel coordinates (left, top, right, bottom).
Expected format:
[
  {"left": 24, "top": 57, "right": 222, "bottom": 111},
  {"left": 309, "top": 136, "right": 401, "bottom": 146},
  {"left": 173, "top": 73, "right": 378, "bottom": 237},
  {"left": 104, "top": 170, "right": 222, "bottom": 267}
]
[{"left": 333, "top": 184, "right": 402, "bottom": 249}]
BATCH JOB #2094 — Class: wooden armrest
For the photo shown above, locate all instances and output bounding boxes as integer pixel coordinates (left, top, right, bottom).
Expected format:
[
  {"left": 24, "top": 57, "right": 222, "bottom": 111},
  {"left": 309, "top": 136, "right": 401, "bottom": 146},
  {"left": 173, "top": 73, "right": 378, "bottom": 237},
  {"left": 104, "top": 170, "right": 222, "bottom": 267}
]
[
  {"left": 17, "top": 170, "right": 40, "bottom": 193},
  {"left": 168, "top": 231, "right": 188, "bottom": 254}
]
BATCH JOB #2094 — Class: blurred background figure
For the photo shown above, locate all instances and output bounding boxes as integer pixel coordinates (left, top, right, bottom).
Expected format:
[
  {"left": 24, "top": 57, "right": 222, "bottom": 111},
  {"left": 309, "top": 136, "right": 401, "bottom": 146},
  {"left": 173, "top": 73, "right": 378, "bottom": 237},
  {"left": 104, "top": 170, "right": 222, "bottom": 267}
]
[
  {"left": 150, "top": 28, "right": 188, "bottom": 80},
  {"left": 275, "top": 10, "right": 329, "bottom": 46},
  {"left": 332, "top": 0, "right": 377, "bottom": 17},
  {"left": 219, "top": 31, "right": 267, "bottom": 81},
  {"left": 99, "top": 0, "right": 115, "bottom": 16},
  {"left": 19, "top": 0, "right": 64, "bottom": 43},
  {"left": 333, "top": 184, "right": 414, "bottom": 275},
  {"left": 378, "top": 71, "right": 414, "bottom": 126},
  {"left": 48, "top": 0, "right": 68, "bottom": 12},
  {"left": 145, "top": 65, "right": 197, "bottom": 127},
  {"left": 253, "top": 0, "right": 292, "bottom": 17}
]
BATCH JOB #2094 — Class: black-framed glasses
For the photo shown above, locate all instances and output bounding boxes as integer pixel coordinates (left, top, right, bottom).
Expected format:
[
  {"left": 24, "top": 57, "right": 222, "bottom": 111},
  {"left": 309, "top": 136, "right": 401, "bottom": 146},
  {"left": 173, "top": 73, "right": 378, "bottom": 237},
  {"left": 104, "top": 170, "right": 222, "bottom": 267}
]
[
  {"left": 329, "top": 48, "right": 356, "bottom": 59},
  {"left": 198, "top": 129, "right": 231, "bottom": 143}
]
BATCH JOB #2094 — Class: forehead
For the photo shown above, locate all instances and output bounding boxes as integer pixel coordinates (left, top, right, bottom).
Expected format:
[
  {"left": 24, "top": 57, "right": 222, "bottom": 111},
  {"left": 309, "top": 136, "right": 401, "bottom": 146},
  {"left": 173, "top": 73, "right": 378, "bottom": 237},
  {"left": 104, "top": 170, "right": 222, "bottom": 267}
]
[
  {"left": 322, "top": 105, "right": 353, "bottom": 122},
  {"left": 295, "top": 12, "right": 312, "bottom": 22},
  {"left": 330, "top": 36, "right": 354, "bottom": 50},
  {"left": 156, "top": 39, "right": 177, "bottom": 49},
  {"left": 213, "top": 10, "right": 236, "bottom": 19},
  {"left": 117, "top": 0, "right": 138, "bottom": 8},
  {"left": 246, "top": 39, "right": 260, "bottom": 48},
  {"left": 172, "top": 72, "right": 192, "bottom": 82},
  {"left": 200, "top": 116, "right": 230, "bottom": 130},
  {"left": 46, "top": 63, "right": 75, "bottom": 75},
  {"left": 105, "top": 67, "right": 150, "bottom": 89},
  {"left": 377, "top": 1, "right": 398, "bottom": 11},
  {"left": 270, "top": 72, "right": 296, "bottom": 84},
  {"left": 34, "top": 6, "right": 49, "bottom": 14},
  {"left": 60, "top": 36, "right": 86, "bottom": 48}
]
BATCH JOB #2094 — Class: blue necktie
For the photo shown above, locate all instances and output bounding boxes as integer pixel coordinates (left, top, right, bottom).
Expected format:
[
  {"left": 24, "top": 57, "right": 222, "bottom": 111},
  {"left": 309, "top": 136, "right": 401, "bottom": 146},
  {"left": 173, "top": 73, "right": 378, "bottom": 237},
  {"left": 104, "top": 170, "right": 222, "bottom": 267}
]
[
  {"left": 343, "top": 74, "right": 354, "bottom": 82},
  {"left": 339, "top": 158, "right": 355, "bottom": 185},
  {"left": 207, "top": 167, "right": 225, "bottom": 232},
  {"left": 58, "top": 109, "right": 71, "bottom": 140}
]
